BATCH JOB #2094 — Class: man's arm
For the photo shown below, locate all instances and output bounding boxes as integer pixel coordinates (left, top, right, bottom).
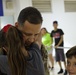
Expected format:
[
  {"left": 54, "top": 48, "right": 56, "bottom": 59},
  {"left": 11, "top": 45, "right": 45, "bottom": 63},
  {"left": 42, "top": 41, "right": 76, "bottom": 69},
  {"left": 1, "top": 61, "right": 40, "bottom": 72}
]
[
  {"left": 55, "top": 35, "right": 63, "bottom": 48},
  {"left": 51, "top": 37, "right": 53, "bottom": 44}
]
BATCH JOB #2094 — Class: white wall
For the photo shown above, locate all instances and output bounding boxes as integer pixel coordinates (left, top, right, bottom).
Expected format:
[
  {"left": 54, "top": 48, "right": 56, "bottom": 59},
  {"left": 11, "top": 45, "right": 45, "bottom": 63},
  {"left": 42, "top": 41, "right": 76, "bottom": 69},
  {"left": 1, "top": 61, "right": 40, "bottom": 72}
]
[
  {"left": 0, "top": 16, "right": 14, "bottom": 29},
  {"left": 0, "top": 0, "right": 32, "bottom": 28},
  {"left": 13, "top": 0, "right": 32, "bottom": 22},
  {"left": 2, "top": 0, "right": 14, "bottom": 16},
  {"left": 42, "top": 0, "right": 76, "bottom": 48},
  {"left": 1, "top": 0, "right": 32, "bottom": 22}
]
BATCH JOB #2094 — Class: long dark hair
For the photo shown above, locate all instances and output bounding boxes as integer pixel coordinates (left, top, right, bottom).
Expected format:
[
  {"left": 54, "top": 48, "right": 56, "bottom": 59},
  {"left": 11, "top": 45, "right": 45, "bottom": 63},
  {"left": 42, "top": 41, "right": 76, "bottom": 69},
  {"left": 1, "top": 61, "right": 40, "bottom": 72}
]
[
  {"left": 41, "top": 27, "right": 49, "bottom": 33},
  {"left": 6, "top": 26, "right": 28, "bottom": 75}
]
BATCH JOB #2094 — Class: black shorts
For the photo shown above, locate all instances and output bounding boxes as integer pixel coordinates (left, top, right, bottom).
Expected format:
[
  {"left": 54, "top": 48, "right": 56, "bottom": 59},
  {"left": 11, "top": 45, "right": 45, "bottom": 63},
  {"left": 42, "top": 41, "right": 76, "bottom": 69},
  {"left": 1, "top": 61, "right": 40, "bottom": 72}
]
[{"left": 55, "top": 48, "right": 65, "bottom": 62}]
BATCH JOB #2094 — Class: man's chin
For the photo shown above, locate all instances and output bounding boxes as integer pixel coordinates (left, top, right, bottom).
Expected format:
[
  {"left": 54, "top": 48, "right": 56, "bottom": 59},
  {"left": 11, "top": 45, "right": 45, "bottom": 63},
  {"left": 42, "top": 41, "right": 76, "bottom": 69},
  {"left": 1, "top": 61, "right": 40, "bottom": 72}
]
[
  {"left": 25, "top": 43, "right": 31, "bottom": 46},
  {"left": 25, "top": 42, "right": 34, "bottom": 46}
]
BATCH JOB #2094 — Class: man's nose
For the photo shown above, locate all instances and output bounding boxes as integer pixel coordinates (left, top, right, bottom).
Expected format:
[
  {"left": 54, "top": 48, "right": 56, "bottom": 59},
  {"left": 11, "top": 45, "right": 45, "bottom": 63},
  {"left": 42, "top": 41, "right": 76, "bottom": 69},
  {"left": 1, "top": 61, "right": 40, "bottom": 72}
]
[{"left": 29, "top": 35, "right": 35, "bottom": 42}]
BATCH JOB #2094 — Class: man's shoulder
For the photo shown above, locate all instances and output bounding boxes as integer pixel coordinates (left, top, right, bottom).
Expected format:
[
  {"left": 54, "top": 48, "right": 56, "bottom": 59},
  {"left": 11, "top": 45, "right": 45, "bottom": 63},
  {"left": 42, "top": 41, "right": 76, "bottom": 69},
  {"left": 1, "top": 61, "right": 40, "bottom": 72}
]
[
  {"left": 0, "top": 55, "right": 7, "bottom": 60},
  {"left": 0, "top": 55, "right": 7, "bottom": 65},
  {"left": 0, "top": 55, "right": 9, "bottom": 74},
  {"left": 30, "top": 43, "right": 39, "bottom": 50},
  {"left": 51, "top": 30, "right": 54, "bottom": 33},
  {"left": 58, "top": 28, "right": 62, "bottom": 31}
]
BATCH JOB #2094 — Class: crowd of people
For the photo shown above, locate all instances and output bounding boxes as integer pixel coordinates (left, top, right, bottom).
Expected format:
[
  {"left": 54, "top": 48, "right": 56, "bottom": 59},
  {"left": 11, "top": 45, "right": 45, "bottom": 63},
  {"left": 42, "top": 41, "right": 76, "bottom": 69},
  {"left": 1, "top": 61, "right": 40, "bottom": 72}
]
[{"left": 0, "top": 6, "right": 76, "bottom": 75}]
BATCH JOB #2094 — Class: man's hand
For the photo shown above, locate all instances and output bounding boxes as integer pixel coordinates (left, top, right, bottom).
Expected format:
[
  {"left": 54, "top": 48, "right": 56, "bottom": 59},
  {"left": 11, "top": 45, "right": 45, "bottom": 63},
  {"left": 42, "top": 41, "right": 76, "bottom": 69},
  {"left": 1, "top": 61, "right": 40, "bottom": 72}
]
[
  {"left": 55, "top": 45, "right": 59, "bottom": 48},
  {"left": 50, "top": 46, "right": 52, "bottom": 48}
]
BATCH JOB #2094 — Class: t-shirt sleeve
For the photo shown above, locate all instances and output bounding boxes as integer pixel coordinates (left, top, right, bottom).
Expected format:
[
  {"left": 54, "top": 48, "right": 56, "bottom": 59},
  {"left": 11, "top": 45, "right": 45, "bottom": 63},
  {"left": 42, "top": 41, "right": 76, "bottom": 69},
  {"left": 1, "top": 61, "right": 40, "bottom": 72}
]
[
  {"left": 50, "top": 31, "right": 53, "bottom": 37},
  {"left": 0, "top": 56, "right": 8, "bottom": 75},
  {"left": 60, "top": 29, "right": 64, "bottom": 36}
]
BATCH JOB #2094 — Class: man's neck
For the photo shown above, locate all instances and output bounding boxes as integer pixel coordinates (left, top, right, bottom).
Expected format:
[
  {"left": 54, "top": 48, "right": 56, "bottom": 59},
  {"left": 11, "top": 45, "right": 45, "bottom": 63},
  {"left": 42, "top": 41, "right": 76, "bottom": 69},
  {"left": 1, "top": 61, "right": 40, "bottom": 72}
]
[{"left": 54, "top": 28, "right": 58, "bottom": 31}]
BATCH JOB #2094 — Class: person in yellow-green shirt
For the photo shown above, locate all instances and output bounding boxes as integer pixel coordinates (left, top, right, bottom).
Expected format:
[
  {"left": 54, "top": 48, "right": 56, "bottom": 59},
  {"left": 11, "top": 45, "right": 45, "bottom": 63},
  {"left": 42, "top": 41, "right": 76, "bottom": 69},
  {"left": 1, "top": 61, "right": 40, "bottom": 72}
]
[{"left": 41, "top": 28, "right": 54, "bottom": 70}]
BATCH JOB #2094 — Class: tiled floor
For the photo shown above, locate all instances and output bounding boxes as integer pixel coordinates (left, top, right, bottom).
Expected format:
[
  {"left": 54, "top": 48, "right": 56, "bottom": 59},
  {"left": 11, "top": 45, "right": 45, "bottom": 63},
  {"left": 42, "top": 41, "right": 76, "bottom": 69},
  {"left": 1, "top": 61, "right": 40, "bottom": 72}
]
[
  {"left": 49, "top": 47, "right": 69, "bottom": 75},
  {"left": 49, "top": 62, "right": 66, "bottom": 75}
]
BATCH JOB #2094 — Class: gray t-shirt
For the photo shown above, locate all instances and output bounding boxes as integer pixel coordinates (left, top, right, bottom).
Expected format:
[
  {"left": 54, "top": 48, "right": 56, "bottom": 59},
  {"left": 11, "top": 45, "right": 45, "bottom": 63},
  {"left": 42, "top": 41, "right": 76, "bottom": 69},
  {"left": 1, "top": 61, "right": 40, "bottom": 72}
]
[{"left": 0, "top": 43, "right": 45, "bottom": 75}]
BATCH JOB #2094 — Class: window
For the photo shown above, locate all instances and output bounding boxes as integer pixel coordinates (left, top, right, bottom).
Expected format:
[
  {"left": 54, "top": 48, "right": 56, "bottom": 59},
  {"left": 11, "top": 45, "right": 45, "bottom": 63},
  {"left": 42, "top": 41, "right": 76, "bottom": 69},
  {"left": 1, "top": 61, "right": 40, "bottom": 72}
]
[
  {"left": 32, "top": 0, "right": 52, "bottom": 12},
  {"left": 64, "top": 0, "right": 76, "bottom": 12}
]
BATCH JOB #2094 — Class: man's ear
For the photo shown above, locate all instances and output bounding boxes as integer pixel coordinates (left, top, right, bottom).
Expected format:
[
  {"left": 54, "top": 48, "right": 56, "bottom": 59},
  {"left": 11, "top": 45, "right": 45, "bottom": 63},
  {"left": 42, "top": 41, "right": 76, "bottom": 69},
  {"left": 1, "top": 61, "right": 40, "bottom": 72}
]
[{"left": 15, "top": 22, "right": 19, "bottom": 28}]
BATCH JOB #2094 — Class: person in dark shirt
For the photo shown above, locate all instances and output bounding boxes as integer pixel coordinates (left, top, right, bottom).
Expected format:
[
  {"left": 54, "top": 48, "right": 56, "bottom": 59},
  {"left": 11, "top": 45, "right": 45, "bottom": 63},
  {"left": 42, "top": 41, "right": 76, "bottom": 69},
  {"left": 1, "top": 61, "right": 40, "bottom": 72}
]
[
  {"left": 51, "top": 21, "right": 67, "bottom": 75},
  {"left": 0, "top": 7, "right": 45, "bottom": 75}
]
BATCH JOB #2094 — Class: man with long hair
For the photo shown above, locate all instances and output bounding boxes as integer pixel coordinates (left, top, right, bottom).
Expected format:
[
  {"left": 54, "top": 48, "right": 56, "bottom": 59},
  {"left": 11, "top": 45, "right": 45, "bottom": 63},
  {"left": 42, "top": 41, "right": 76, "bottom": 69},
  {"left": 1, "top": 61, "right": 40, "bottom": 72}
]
[{"left": 0, "top": 7, "right": 45, "bottom": 75}]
